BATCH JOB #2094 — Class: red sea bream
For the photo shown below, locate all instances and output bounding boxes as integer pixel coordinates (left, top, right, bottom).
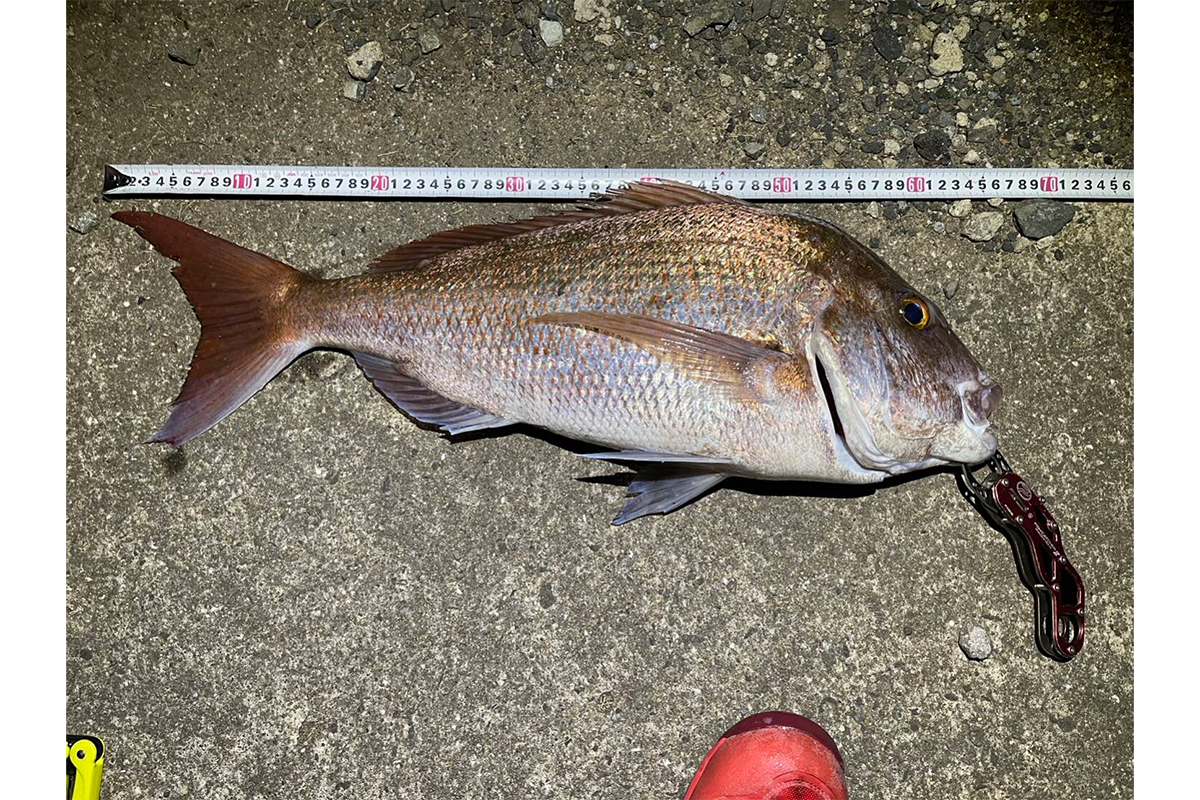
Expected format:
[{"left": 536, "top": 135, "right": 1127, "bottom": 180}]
[{"left": 115, "top": 182, "right": 1001, "bottom": 523}]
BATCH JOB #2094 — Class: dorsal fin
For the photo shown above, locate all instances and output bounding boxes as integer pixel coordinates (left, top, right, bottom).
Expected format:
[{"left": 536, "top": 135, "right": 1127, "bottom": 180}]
[{"left": 365, "top": 180, "right": 745, "bottom": 274}]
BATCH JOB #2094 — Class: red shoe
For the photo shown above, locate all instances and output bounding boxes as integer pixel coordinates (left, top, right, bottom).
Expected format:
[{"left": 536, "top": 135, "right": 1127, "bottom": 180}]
[{"left": 683, "top": 711, "right": 848, "bottom": 800}]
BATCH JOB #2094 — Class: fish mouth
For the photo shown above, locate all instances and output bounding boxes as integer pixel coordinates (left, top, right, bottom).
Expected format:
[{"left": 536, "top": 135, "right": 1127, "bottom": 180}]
[
  {"left": 808, "top": 335, "right": 945, "bottom": 477},
  {"left": 807, "top": 338, "right": 888, "bottom": 479}
]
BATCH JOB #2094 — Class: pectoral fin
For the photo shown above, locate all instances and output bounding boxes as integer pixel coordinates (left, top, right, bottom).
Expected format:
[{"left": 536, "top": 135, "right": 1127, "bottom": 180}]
[
  {"left": 613, "top": 471, "right": 727, "bottom": 525},
  {"left": 530, "top": 311, "right": 788, "bottom": 398},
  {"left": 353, "top": 352, "right": 514, "bottom": 435}
]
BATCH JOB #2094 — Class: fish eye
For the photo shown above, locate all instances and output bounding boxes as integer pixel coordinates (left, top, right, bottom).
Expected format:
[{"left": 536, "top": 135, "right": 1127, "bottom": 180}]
[{"left": 899, "top": 296, "right": 930, "bottom": 330}]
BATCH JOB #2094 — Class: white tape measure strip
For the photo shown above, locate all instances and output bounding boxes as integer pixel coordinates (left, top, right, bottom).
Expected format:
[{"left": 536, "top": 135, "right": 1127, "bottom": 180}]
[{"left": 104, "top": 165, "right": 1133, "bottom": 202}]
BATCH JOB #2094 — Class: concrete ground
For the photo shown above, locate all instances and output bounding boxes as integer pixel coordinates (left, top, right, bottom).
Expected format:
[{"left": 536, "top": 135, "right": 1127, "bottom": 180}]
[{"left": 67, "top": 2, "right": 1132, "bottom": 798}]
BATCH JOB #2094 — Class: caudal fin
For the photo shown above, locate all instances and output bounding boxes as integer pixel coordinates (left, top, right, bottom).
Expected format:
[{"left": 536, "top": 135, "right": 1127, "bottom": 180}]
[{"left": 113, "top": 211, "right": 310, "bottom": 446}]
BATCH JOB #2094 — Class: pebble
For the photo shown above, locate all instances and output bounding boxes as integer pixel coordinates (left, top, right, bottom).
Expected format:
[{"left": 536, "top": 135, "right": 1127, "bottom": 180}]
[
  {"left": 342, "top": 79, "right": 366, "bottom": 101},
  {"left": 865, "top": 201, "right": 882, "bottom": 220},
  {"left": 70, "top": 211, "right": 101, "bottom": 235},
  {"left": 393, "top": 66, "right": 416, "bottom": 92},
  {"left": 167, "top": 41, "right": 201, "bottom": 66},
  {"left": 1013, "top": 200, "right": 1077, "bottom": 239},
  {"left": 573, "top": 0, "right": 600, "bottom": 23},
  {"left": 419, "top": 31, "right": 442, "bottom": 54},
  {"left": 929, "top": 32, "right": 963, "bottom": 76},
  {"left": 969, "top": 117, "right": 999, "bottom": 143},
  {"left": 943, "top": 279, "right": 958, "bottom": 299},
  {"left": 539, "top": 19, "right": 563, "bottom": 47},
  {"left": 749, "top": 106, "right": 767, "bottom": 124},
  {"left": 913, "top": 130, "right": 951, "bottom": 163},
  {"left": 523, "top": 34, "right": 548, "bottom": 63},
  {"left": 873, "top": 28, "right": 903, "bottom": 61},
  {"left": 963, "top": 149, "right": 980, "bottom": 165},
  {"left": 516, "top": 3, "right": 539, "bottom": 29},
  {"left": 948, "top": 199, "right": 972, "bottom": 218},
  {"left": 765, "top": 52, "right": 779, "bottom": 67},
  {"left": 1001, "top": 232, "right": 1031, "bottom": 253},
  {"left": 745, "top": 141, "right": 766, "bottom": 160},
  {"left": 683, "top": 2, "right": 735, "bottom": 37},
  {"left": 962, "top": 211, "right": 1005, "bottom": 242},
  {"left": 305, "top": 12, "right": 322, "bottom": 29},
  {"left": 959, "top": 625, "right": 994, "bottom": 661},
  {"left": 346, "top": 41, "right": 383, "bottom": 81},
  {"left": 987, "top": 197, "right": 1004, "bottom": 208}
]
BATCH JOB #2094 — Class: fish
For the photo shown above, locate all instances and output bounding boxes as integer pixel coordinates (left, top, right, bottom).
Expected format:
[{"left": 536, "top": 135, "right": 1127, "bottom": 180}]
[{"left": 113, "top": 181, "right": 1001, "bottom": 524}]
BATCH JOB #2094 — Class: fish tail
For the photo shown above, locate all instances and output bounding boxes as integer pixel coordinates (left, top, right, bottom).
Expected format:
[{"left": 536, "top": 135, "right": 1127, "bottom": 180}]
[{"left": 113, "top": 211, "right": 311, "bottom": 446}]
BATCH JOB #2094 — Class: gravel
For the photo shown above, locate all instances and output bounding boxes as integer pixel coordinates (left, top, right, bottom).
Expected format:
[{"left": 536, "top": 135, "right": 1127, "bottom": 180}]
[
  {"left": 959, "top": 626, "right": 995, "bottom": 661},
  {"left": 744, "top": 141, "right": 766, "bottom": 160},
  {"left": 929, "top": 32, "right": 963, "bottom": 76},
  {"left": 969, "top": 117, "right": 999, "bottom": 144},
  {"left": 517, "top": 3, "right": 539, "bottom": 30},
  {"left": 819, "top": 26, "right": 841, "bottom": 44},
  {"left": 573, "top": 0, "right": 600, "bottom": 23},
  {"left": 167, "top": 41, "right": 201, "bottom": 66},
  {"left": 69, "top": 210, "right": 101, "bottom": 235},
  {"left": 873, "top": 28, "right": 903, "bottom": 61},
  {"left": 539, "top": 20, "right": 563, "bottom": 48},
  {"left": 962, "top": 211, "right": 1006, "bottom": 242},
  {"left": 522, "top": 34, "right": 547, "bottom": 64},
  {"left": 683, "top": 2, "right": 735, "bottom": 38},
  {"left": 948, "top": 199, "right": 973, "bottom": 218},
  {"left": 418, "top": 31, "right": 442, "bottom": 54},
  {"left": 914, "top": 130, "right": 951, "bottom": 163},
  {"left": 1014, "top": 200, "right": 1078, "bottom": 239},
  {"left": 342, "top": 79, "right": 366, "bottom": 101},
  {"left": 392, "top": 65, "right": 415, "bottom": 92},
  {"left": 346, "top": 41, "right": 383, "bottom": 81}
]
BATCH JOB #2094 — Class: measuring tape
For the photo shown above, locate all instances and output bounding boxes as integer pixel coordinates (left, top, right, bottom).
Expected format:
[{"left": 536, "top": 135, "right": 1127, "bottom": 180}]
[{"left": 104, "top": 165, "right": 1133, "bottom": 202}]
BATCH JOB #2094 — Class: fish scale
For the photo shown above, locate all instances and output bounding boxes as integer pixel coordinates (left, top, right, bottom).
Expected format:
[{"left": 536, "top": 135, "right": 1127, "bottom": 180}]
[{"left": 341, "top": 207, "right": 812, "bottom": 460}]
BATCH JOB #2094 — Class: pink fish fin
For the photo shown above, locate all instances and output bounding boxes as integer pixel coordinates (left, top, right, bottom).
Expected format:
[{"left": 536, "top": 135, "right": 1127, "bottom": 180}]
[
  {"left": 584, "top": 450, "right": 734, "bottom": 465},
  {"left": 529, "top": 311, "right": 789, "bottom": 398},
  {"left": 352, "top": 352, "right": 515, "bottom": 435},
  {"left": 113, "top": 211, "right": 310, "bottom": 446},
  {"left": 613, "top": 470, "right": 727, "bottom": 525},
  {"left": 579, "top": 178, "right": 748, "bottom": 214},
  {"left": 364, "top": 180, "right": 742, "bottom": 274}
]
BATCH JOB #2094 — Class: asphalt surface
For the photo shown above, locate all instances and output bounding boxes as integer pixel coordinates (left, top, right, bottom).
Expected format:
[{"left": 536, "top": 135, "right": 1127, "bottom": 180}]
[{"left": 67, "top": 2, "right": 1132, "bottom": 798}]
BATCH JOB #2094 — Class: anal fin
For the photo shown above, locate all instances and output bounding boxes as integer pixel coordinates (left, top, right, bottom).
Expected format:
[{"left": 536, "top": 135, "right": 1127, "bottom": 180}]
[
  {"left": 613, "top": 471, "right": 727, "bottom": 525},
  {"left": 352, "top": 352, "right": 514, "bottom": 435}
]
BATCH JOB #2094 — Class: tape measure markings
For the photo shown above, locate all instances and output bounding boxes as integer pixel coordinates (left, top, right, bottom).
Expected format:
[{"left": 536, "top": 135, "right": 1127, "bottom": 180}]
[{"left": 104, "top": 164, "right": 1133, "bottom": 201}]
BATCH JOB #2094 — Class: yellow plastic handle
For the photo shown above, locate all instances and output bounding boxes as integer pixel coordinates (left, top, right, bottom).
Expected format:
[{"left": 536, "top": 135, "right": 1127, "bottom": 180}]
[{"left": 66, "top": 736, "right": 104, "bottom": 800}]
